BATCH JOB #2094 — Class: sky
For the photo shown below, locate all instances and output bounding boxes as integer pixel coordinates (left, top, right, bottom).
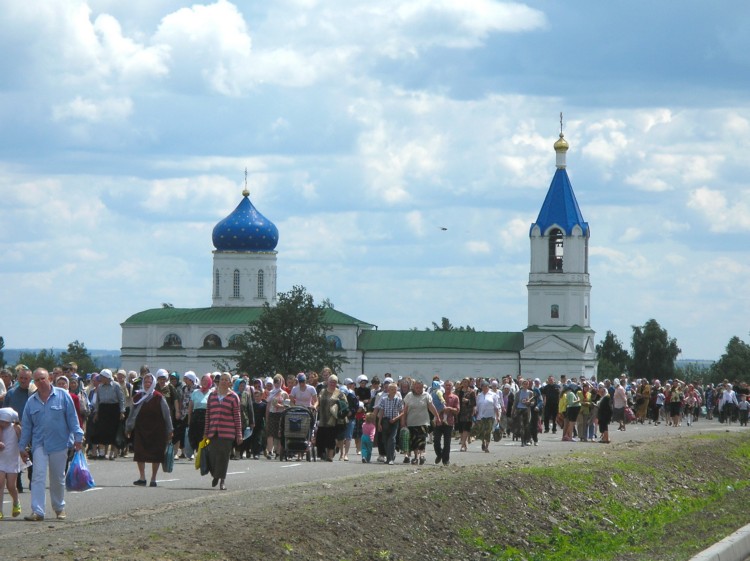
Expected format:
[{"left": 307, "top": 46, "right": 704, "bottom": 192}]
[{"left": 1, "top": 1, "right": 750, "bottom": 361}]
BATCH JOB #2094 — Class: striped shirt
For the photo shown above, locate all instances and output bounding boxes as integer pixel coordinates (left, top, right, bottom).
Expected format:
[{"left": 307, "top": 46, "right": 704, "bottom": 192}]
[{"left": 204, "top": 390, "right": 242, "bottom": 441}]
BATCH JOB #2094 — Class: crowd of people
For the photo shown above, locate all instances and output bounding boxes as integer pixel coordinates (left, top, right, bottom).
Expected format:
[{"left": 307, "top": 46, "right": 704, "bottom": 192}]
[{"left": 0, "top": 362, "right": 748, "bottom": 520}]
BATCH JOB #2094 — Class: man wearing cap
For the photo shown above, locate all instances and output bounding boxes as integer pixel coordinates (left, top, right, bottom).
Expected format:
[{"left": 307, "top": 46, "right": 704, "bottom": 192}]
[
  {"left": 19, "top": 368, "right": 84, "bottom": 521},
  {"left": 290, "top": 373, "right": 318, "bottom": 410}
]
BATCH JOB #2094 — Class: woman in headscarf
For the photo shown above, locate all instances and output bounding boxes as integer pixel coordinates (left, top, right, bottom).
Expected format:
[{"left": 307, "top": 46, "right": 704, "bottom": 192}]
[
  {"left": 265, "top": 373, "right": 289, "bottom": 460},
  {"left": 231, "top": 378, "right": 255, "bottom": 460},
  {"left": 0, "top": 407, "right": 22, "bottom": 519},
  {"left": 203, "top": 372, "right": 242, "bottom": 490},
  {"left": 125, "top": 373, "right": 173, "bottom": 487},
  {"left": 187, "top": 373, "right": 214, "bottom": 453},
  {"left": 180, "top": 372, "right": 198, "bottom": 458},
  {"left": 55, "top": 376, "right": 83, "bottom": 428},
  {"left": 90, "top": 369, "right": 125, "bottom": 461}
]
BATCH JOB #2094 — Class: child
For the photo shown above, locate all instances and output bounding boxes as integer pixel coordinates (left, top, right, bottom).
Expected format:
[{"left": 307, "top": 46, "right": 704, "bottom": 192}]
[
  {"left": 0, "top": 407, "right": 22, "bottom": 519},
  {"left": 739, "top": 395, "right": 750, "bottom": 427},
  {"left": 354, "top": 402, "right": 366, "bottom": 456},
  {"left": 361, "top": 412, "right": 376, "bottom": 463}
]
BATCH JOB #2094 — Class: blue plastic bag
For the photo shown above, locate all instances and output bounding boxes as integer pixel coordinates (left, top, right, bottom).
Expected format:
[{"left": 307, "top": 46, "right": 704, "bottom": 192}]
[
  {"left": 66, "top": 450, "right": 96, "bottom": 492},
  {"left": 162, "top": 442, "right": 175, "bottom": 473}
]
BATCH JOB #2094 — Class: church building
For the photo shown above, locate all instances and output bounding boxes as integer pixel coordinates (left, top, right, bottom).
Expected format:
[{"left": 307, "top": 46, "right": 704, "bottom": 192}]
[{"left": 121, "top": 131, "right": 597, "bottom": 381}]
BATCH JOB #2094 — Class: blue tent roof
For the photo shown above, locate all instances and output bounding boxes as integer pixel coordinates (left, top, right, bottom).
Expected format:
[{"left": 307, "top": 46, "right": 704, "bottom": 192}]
[{"left": 531, "top": 168, "right": 589, "bottom": 236}]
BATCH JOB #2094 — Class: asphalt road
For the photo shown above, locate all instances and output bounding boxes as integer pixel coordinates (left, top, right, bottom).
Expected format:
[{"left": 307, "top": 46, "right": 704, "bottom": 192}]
[{"left": 0, "top": 419, "right": 742, "bottom": 540}]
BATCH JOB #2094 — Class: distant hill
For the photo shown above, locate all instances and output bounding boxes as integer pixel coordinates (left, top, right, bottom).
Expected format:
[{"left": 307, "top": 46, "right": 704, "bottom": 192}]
[
  {"left": 676, "top": 359, "right": 715, "bottom": 368},
  {"left": 3, "top": 349, "right": 121, "bottom": 370}
]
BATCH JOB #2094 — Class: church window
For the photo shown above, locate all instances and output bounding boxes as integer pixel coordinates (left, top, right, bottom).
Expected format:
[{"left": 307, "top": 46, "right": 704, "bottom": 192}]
[
  {"left": 163, "top": 333, "right": 182, "bottom": 348},
  {"left": 228, "top": 334, "right": 243, "bottom": 349},
  {"left": 548, "top": 229, "right": 564, "bottom": 272},
  {"left": 257, "top": 270, "right": 264, "bottom": 298},
  {"left": 233, "top": 269, "right": 240, "bottom": 298},
  {"left": 585, "top": 305, "right": 588, "bottom": 320},
  {"left": 214, "top": 269, "right": 220, "bottom": 298},
  {"left": 327, "top": 335, "right": 343, "bottom": 349},
  {"left": 203, "top": 334, "right": 222, "bottom": 348},
  {"left": 551, "top": 305, "right": 559, "bottom": 319}
]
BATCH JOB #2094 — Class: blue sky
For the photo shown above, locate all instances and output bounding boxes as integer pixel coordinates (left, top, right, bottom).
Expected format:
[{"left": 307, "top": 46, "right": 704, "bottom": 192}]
[{"left": 2, "top": 1, "right": 749, "bottom": 360}]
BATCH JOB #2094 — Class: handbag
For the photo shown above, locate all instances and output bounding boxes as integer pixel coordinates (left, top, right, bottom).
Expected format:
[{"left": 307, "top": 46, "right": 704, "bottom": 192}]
[
  {"left": 195, "top": 437, "right": 210, "bottom": 471},
  {"left": 66, "top": 450, "right": 96, "bottom": 492},
  {"left": 492, "top": 422, "right": 502, "bottom": 442},
  {"left": 162, "top": 442, "right": 175, "bottom": 473}
]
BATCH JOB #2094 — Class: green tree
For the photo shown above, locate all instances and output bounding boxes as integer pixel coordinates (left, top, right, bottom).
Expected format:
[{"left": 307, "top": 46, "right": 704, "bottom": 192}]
[
  {"left": 428, "top": 317, "right": 476, "bottom": 332},
  {"left": 630, "top": 319, "right": 681, "bottom": 381},
  {"left": 0, "top": 336, "right": 5, "bottom": 368},
  {"left": 710, "top": 336, "right": 750, "bottom": 383},
  {"left": 60, "top": 340, "right": 98, "bottom": 374},
  {"left": 595, "top": 330, "right": 630, "bottom": 379},
  {"left": 232, "top": 285, "right": 347, "bottom": 376},
  {"left": 17, "top": 348, "right": 59, "bottom": 371}
]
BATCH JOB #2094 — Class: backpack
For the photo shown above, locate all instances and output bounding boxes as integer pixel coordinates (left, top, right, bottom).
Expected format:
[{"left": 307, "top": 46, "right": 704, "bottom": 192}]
[
  {"left": 430, "top": 386, "right": 445, "bottom": 412},
  {"left": 346, "top": 392, "right": 358, "bottom": 420},
  {"left": 336, "top": 392, "right": 350, "bottom": 420}
]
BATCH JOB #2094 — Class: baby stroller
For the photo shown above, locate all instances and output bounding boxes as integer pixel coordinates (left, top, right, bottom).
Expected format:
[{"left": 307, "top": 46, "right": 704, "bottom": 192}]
[{"left": 281, "top": 406, "right": 317, "bottom": 462}]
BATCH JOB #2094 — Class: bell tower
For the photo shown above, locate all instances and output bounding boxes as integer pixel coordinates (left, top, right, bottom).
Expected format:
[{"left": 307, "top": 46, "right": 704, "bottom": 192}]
[{"left": 522, "top": 117, "right": 596, "bottom": 378}]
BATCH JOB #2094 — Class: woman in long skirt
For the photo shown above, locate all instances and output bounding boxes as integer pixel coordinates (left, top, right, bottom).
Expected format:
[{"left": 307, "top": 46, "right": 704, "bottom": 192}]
[{"left": 126, "top": 373, "right": 173, "bottom": 487}]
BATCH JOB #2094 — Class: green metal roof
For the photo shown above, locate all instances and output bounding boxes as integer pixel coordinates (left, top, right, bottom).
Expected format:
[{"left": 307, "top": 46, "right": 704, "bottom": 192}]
[
  {"left": 358, "top": 330, "right": 524, "bottom": 353},
  {"left": 122, "top": 307, "right": 375, "bottom": 328}
]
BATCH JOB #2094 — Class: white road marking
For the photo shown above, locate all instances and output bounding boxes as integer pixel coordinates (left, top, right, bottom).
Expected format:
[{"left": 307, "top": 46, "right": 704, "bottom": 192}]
[{"left": 281, "top": 463, "right": 302, "bottom": 468}]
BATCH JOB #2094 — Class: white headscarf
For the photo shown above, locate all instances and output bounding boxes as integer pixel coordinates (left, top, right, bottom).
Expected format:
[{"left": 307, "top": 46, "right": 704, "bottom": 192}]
[
  {"left": 132, "top": 373, "right": 156, "bottom": 406},
  {"left": 0, "top": 407, "right": 18, "bottom": 423}
]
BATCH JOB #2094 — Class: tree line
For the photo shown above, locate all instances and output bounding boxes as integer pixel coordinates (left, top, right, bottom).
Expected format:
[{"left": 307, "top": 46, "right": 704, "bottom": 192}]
[
  {"left": 597, "top": 319, "right": 750, "bottom": 385},
  {"left": 3, "top": 291, "right": 747, "bottom": 386}
]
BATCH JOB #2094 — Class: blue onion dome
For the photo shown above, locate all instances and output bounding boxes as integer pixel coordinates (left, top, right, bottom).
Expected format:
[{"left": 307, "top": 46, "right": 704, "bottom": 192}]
[{"left": 212, "top": 189, "right": 279, "bottom": 251}]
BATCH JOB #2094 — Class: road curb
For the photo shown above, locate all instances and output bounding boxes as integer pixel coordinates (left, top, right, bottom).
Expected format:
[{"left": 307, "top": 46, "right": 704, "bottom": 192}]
[{"left": 689, "top": 523, "right": 750, "bottom": 561}]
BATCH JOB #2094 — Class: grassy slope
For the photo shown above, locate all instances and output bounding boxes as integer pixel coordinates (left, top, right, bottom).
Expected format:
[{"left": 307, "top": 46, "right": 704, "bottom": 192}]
[{"left": 12, "top": 432, "right": 750, "bottom": 561}]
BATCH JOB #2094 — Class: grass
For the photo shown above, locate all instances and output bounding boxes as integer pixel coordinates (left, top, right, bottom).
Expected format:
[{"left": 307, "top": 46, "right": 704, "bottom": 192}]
[{"left": 459, "top": 433, "right": 750, "bottom": 561}]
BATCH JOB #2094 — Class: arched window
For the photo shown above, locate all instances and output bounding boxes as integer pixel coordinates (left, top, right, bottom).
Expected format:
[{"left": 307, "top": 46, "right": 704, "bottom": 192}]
[
  {"left": 214, "top": 269, "right": 220, "bottom": 298},
  {"left": 326, "top": 335, "right": 343, "bottom": 349},
  {"left": 203, "top": 334, "right": 222, "bottom": 348},
  {"left": 257, "top": 269, "right": 265, "bottom": 299},
  {"left": 548, "top": 228, "right": 564, "bottom": 272},
  {"left": 551, "top": 304, "right": 559, "bottom": 319},
  {"left": 163, "top": 333, "right": 182, "bottom": 348},
  {"left": 228, "top": 334, "right": 243, "bottom": 349},
  {"left": 233, "top": 269, "right": 240, "bottom": 298}
]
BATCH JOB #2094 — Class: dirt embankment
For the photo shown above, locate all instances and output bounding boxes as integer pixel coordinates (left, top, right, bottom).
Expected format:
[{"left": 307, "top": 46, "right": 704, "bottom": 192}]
[{"left": 12, "top": 433, "right": 750, "bottom": 561}]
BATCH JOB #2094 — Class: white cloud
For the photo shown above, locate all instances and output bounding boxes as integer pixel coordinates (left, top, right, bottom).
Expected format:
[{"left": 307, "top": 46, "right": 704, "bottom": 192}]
[
  {"left": 498, "top": 217, "right": 529, "bottom": 252},
  {"left": 406, "top": 211, "right": 425, "bottom": 236},
  {"left": 619, "top": 227, "right": 641, "bottom": 243},
  {"left": 687, "top": 186, "right": 750, "bottom": 232},
  {"left": 52, "top": 96, "right": 133, "bottom": 123},
  {"left": 140, "top": 175, "right": 243, "bottom": 214},
  {"left": 153, "top": 0, "right": 252, "bottom": 95},
  {"left": 590, "top": 246, "right": 651, "bottom": 279},
  {"left": 466, "top": 240, "right": 491, "bottom": 254}
]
